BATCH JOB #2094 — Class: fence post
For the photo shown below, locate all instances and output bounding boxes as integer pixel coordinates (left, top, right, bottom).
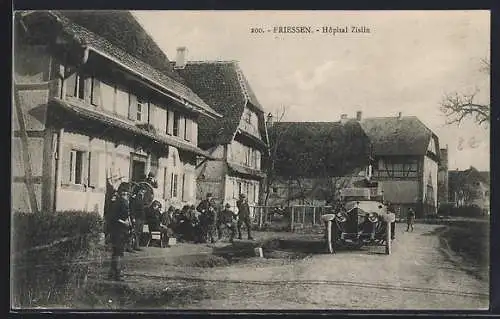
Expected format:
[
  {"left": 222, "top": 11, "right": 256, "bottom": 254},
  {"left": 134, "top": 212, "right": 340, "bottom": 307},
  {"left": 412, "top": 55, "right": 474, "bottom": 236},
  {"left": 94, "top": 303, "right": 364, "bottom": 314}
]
[
  {"left": 259, "top": 206, "right": 263, "bottom": 229},
  {"left": 291, "top": 206, "right": 295, "bottom": 232},
  {"left": 313, "top": 207, "right": 316, "bottom": 226}
]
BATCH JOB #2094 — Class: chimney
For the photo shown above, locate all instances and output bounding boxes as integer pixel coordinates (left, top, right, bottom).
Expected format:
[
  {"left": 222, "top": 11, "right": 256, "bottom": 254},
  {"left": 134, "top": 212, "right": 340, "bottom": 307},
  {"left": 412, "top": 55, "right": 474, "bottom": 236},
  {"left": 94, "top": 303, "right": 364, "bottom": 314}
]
[
  {"left": 266, "top": 113, "right": 274, "bottom": 127},
  {"left": 356, "top": 111, "right": 362, "bottom": 121},
  {"left": 397, "top": 112, "right": 402, "bottom": 119},
  {"left": 340, "top": 113, "right": 348, "bottom": 124},
  {"left": 175, "top": 46, "right": 187, "bottom": 69}
]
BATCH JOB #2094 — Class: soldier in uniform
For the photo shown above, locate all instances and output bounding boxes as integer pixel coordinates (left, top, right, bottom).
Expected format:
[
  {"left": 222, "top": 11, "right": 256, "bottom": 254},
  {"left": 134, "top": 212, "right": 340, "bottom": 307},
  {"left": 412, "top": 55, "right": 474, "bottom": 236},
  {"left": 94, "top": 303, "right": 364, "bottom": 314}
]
[
  {"left": 218, "top": 203, "right": 237, "bottom": 243},
  {"left": 130, "top": 187, "right": 147, "bottom": 251},
  {"left": 108, "top": 182, "right": 132, "bottom": 281},
  {"left": 236, "top": 193, "right": 254, "bottom": 240},
  {"left": 407, "top": 208, "right": 416, "bottom": 232},
  {"left": 197, "top": 193, "right": 218, "bottom": 243}
]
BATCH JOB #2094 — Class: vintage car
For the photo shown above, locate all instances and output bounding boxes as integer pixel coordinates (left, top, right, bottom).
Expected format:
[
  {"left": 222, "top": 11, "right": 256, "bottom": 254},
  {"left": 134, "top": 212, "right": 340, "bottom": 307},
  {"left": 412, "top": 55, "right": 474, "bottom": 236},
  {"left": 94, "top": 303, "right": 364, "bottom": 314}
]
[{"left": 321, "top": 187, "right": 392, "bottom": 255}]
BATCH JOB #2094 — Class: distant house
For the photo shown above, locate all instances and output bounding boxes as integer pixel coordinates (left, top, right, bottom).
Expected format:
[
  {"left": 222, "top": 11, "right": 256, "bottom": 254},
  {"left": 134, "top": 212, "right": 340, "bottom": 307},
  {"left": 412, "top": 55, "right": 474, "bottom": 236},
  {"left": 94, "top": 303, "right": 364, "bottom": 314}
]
[
  {"left": 13, "top": 11, "right": 220, "bottom": 214},
  {"left": 173, "top": 56, "right": 269, "bottom": 208},
  {"left": 268, "top": 111, "right": 441, "bottom": 218},
  {"left": 360, "top": 112, "right": 441, "bottom": 218},
  {"left": 448, "top": 166, "right": 490, "bottom": 214},
  {"left": 267, "top": 119, "right": 373, "bottom": 207}
]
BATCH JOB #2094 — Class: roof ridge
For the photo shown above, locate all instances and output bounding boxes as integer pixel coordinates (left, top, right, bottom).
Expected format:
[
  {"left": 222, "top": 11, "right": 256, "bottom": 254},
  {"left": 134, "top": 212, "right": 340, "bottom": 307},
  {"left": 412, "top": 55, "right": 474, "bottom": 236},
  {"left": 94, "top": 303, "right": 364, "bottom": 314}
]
[
  {"left": 49, "top": 11, "right": 216, "bottom": 112},
  {"left": 183, "top": 60, "right": 239, "bottom": 64}
]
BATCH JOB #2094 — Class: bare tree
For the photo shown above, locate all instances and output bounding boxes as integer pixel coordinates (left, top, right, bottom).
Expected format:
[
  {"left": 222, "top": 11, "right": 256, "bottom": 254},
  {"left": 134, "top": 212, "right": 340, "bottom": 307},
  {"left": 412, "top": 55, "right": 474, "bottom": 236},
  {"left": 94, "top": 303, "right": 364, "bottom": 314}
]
[
  {"left": 262, "top": 105, "right": 289, "bottom": 206},
  {"left": 440, "top": 58, "right": 490, "bottom": 127}
]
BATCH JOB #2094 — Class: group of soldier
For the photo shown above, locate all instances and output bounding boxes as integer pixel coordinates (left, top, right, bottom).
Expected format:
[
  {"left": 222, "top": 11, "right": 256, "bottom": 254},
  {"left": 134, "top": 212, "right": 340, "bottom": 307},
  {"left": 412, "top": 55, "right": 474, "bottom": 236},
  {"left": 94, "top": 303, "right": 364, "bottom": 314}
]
[{"left": 104, "top": 171, "right": 255, "bottom": 281}]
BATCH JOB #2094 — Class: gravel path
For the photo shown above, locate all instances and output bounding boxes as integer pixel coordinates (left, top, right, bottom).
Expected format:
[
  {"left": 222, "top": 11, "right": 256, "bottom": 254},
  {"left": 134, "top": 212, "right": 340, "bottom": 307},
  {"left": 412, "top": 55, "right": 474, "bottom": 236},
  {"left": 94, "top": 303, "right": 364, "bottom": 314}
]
[{"left": 102, "top": 224, "right": 488, "bottom": 310}]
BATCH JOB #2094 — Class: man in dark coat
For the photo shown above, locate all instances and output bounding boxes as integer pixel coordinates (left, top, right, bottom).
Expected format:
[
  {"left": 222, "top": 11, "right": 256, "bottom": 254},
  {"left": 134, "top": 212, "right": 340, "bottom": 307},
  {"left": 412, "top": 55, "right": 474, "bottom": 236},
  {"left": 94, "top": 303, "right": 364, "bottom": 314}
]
[
  {"left": 236, "top": 193, "right": 254, "bottom": 240},
  {"left": 108, "top": 182, "right": 132, "bottom": 281},
  {"left": 130, "top": 188, "right": 147, "bottom": 251},
  {"left": 218, "top": 203, "right": 237, "bottom": 243},
  {"left": 197, "top": 193, "right": 218, "bottom": 243}
]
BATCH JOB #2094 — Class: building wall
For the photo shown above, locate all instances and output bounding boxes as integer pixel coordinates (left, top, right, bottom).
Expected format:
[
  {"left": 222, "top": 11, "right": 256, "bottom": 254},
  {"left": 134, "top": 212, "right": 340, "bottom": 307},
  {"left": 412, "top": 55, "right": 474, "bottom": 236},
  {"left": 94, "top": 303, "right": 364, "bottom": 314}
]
[
  {"left": 12, "top": 43, "right": 59, "bottom": 213},
  {"left": 196, "top": 145, "right": 226, "bottom": 204},
  {"left": 422, "top": 155, "right": 438, "bottom": 212},
  {"left": 55, "top": 130, "right": 197, "bottom": 215},
  {"left": 224, "top": 176, "right": 260, "bottom": 210}
]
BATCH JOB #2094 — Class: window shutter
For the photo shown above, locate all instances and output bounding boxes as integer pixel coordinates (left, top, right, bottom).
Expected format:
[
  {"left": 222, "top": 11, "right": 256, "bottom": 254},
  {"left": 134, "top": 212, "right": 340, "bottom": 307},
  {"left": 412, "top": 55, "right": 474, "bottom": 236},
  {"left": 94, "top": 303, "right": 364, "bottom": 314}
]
[
  {"left": 185, "top": 118, "right": 192, "bottom": 142},
  {"left": 181, "top": 173, "right": 187, "bottom": 201},
  {"left": 61, "top": 145, "right": 72, "bottom": 184},
  {"left": 65, "top": 73, "right": 77, "bottom": 97},
  {"left": 84, "top": 76, "right": 92, "bottom": 104},
  {"left": 89, "top": 151, "right": 100, "bottom": 187},
  {"left": 91, "top": 77, "right": 101, "bottom": 106},
  {"left": 128, "top": 94, "right": 137, "bottom": 120},
  {"left": 148, "top": 102, "right": 155, "bottom": 126},
  {"left": 167, "top": 110, "right": 174, "bottom": 134},
  {"left": 81, "top": 152, "right": 89, "bottom": 185},
  {"left": 179, "top": 116, "right": 185, "bottom": 139}
]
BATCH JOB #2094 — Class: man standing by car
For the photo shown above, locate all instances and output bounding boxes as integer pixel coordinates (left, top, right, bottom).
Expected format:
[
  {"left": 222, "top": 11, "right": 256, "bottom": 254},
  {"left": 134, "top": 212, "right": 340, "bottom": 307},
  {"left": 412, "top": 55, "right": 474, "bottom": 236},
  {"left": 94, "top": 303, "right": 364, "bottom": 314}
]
[
  {"left": 237, "top": 193, "right": 254, "bottom": 240},
  {"left": 218, "top": 203, "right": 237, "bottom": 243},
  {"left": 386, "top": 202, "right": 396, "bottom": 240}
]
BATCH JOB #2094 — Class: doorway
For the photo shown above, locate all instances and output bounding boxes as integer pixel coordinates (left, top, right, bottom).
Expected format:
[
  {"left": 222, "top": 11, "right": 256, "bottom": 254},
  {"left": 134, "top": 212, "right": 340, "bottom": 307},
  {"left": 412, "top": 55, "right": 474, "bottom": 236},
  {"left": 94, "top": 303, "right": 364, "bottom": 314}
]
[{"left": 130, "top": 154, "right": 147, "bottom": 183}]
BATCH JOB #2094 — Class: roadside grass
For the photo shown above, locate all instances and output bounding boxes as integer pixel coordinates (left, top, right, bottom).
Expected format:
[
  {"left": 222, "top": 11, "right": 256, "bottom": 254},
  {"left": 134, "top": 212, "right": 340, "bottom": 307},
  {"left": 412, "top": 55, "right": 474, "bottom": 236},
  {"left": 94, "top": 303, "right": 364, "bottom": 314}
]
[{"left": 438, "top": 220, "right": 489, "bottom": 282}]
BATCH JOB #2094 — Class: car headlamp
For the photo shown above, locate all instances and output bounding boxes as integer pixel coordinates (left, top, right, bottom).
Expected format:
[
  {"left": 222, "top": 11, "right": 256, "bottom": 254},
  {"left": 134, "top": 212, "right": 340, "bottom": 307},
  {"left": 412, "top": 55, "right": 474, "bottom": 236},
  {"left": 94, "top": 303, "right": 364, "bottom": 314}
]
[
  {"left": 335, "top": 212, "right": 348, "bottom": 222},
  {"left": 368, "top": 212, "right": 379, "bottom": 223}
]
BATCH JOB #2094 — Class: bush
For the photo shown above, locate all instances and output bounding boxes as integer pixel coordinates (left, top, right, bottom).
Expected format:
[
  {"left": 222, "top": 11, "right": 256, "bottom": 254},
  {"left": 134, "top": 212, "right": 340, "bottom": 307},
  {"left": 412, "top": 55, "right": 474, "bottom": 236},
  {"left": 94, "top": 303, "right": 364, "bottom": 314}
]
[{"left": 11, "top": 210, "right": 105, "bottom": 308}]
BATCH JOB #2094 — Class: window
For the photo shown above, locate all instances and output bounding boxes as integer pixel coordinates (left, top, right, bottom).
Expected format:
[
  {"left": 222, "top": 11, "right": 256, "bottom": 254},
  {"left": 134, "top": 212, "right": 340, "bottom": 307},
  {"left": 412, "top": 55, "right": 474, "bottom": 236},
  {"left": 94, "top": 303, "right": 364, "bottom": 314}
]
[
  {"left": 69, "top": 150, "right": 85, "bottom": 184},
  {"left": 375, "top": 158, "right": 418, "bottom": 178},
  {"left": 245, "top": 109, "right": 252, "bottom": 124},
  {"left": 171, "top": 173, "right": 178, "bottom": 198},
  {"left": 173, "top": 113, "right": 180, "bottom": 136},
  {"left": 273, "top": 187, "right": 278, "bottom": 193}
]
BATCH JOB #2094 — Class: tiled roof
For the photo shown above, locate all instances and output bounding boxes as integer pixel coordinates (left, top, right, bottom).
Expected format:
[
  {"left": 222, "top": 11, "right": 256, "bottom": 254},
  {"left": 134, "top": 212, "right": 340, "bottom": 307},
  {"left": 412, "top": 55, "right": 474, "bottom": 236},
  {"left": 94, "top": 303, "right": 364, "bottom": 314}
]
[
  {"left": 270, "top": 120, "right": 372, "bottom": 178},
  {"left": 449, "top": 167, "right": 490, "bottom": 191},
  {"left": 173, "top": 61, "right": 266, "bottom": 148},
  {"left": 360, "top": 116, "right": 434, "bottom": 156},
  {"left": 49, "top": 98, "right": 215, "bottom": 159},
  {"left": 21, "top": 11, "right": 219, "bottom": 117}
]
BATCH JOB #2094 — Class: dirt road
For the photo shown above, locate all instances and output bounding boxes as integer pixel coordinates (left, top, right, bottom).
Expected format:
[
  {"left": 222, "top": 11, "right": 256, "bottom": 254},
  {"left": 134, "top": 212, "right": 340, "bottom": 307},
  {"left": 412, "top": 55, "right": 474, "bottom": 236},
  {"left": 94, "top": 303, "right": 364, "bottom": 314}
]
[{"left": 119, "top": 223, "right": 488, "bottom": 310}]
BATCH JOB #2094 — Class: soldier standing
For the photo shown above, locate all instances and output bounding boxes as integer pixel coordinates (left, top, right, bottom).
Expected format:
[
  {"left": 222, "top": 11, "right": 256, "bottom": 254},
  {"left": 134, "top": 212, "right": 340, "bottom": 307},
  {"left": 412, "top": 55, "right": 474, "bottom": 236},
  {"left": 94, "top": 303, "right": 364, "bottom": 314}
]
[
  {"left": 407, "top": 208, "right": 416, "bottom": 232},
  {"left": 197, "top": 193, "right": 217, "bottom": 243},
  {"left": 108, "top": 182, "right": 132, "bottom": 281},
  {"left": 386, "top": 201, "right": 396, "bottom": 240},
  {"left": 130, "top": 187, "right": 147, "bottom": 251},
  {"left": 237, "top": 193, "right": 254, "bottom": 240}
]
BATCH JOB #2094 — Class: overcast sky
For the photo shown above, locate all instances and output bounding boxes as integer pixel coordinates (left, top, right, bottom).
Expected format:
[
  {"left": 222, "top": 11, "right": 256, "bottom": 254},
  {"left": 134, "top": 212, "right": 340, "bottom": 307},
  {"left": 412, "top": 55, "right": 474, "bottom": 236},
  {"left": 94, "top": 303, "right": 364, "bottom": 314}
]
[{"left": 133, "top": 10, "right": 490, "bottom": 171}]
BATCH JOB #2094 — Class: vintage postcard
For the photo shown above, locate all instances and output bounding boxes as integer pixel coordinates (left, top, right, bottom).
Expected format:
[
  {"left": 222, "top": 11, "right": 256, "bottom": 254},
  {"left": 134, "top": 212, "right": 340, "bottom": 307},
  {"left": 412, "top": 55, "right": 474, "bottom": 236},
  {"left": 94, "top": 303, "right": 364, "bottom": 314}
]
[{"left": 11, "top": 10, "right": 490, "bottom": 311}]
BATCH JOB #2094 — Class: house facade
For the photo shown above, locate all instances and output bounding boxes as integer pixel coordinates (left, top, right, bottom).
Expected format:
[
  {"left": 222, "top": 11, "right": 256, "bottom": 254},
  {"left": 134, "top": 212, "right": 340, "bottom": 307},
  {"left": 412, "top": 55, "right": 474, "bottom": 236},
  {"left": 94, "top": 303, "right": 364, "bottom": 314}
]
[
  {"left": 173, "top": 57, "right": 268, "bottom": 209},
  {"left": 12, "top": 11, "right": 220, "bottom": 215},
  {"left": 360, "top": 112, "right": 441, "bottom": 218},
  {"left": 267, "top": 112, "right": 441, "bottom": 218},
  {"left": 448, "top": 166, "right": 490, "bottom": 214}
]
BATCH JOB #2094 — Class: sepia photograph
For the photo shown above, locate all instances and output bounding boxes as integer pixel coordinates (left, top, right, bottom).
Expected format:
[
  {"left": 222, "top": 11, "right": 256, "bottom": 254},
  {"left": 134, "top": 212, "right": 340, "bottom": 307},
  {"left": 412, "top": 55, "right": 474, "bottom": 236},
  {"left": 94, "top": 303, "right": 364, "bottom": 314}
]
[{"left": 11, "top": 9, "right": 490, "bottom": 311}]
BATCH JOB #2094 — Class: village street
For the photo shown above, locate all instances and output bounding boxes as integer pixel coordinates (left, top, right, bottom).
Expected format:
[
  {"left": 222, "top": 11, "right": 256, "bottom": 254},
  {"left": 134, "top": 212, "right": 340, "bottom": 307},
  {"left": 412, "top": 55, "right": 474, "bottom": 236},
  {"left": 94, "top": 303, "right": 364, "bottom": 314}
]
[{"left": 101, "top": 223, "right": 488, "bottom": 310}]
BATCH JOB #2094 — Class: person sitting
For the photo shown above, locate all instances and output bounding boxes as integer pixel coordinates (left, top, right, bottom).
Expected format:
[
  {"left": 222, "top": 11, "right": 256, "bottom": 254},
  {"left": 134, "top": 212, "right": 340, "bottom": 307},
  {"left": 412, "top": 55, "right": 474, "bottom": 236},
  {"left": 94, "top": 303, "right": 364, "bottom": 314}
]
[
  {"left": 359, "top": 213, "right": 376, "bottom": 239},
  {"left": 146, "top": 200, "right": 173, "bottom": 247}
]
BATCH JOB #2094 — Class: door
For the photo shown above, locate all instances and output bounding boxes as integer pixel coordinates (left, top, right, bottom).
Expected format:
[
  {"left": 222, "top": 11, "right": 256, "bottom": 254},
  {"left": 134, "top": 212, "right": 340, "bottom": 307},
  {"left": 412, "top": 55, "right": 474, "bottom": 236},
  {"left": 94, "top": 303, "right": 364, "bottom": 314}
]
[{"left": 130, "top": 154, "right": 147, "bottom": 183}]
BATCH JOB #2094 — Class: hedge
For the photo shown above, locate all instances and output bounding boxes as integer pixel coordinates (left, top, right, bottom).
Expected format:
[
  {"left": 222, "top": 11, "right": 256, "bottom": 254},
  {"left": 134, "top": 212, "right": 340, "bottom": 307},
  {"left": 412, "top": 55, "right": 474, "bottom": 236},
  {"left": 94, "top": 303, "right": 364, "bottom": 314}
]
[{"left": 11, "top": 210, "right": 105, "bottom": 308}]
